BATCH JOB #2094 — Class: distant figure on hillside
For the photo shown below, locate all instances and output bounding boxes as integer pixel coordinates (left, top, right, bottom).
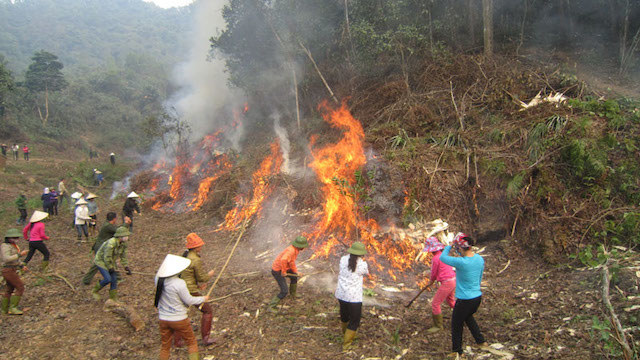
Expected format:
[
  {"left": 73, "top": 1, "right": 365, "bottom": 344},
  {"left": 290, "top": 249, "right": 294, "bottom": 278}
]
[
  {"left": 1, "top": 143, "right": 7, "bottom": 157},
  {"left": 41, "top": 188, "right": 53, "bottom": 215},
  {"left": 268, "top": 236, "right": 308, "bottom": 312},
  {"left": 22, "top": 210, "right": 51, "bottom": 272},
  {"left": 122, "top": 192, "right": 141, "bottom": 232},
  {"left": 92, "top": 226, "right": 131, "bottom": 301},
  {"left": 22, "top": 145, "right": 29, "bottom": 161},
  {"left": 82, "top": 212, "right": 118, "bottom": 285},
  {"left": 49, "top": 188, "right": 59, "bottom": 216},
  {"left": 15, "top": 194, "right": 27, "bottom": 225},
  {"left": 89, "top": 148, "right": 94, "bottom": 159},
  {"left": 110, "top": 152, "right": 116, "bottom": 165},
  {"left": 86, "top": 193, "right": 98, "bottom": 236},
  {"left": 96, "top": 171, "right": 104, "bottom": 187},
  {"left": 335, "top": 242, "right": 369, "bottom": 351},
  {"left": 74, "top": 198, "right": 92, "bottom": 242},
  {"left": 1, "top": 228, "right": 29, "bottom": 315},
  {"left": 12, "top": 144, "right": 19, "bottom": 160},
  {"left": 58, "top": 178, "right": 70, "bottom": 209}
]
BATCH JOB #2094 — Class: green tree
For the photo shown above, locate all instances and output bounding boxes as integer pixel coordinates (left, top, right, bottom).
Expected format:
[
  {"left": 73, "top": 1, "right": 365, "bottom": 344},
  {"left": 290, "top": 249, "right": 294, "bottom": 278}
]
[
  {"left": 24, "top": 50, "right": 68, "bottom": 126},
  {"left": 0, "top": 54, "right": 14, "bottom": 118}
]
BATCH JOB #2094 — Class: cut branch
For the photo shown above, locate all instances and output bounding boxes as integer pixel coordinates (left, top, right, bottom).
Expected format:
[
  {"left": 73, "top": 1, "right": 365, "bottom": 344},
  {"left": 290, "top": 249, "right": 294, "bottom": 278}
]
[
  {"left": 602, "top": 263, "right": 633, "bottom": 359},
  {"left": 298, "top": 40, "right": 339, "bottom": 104}
]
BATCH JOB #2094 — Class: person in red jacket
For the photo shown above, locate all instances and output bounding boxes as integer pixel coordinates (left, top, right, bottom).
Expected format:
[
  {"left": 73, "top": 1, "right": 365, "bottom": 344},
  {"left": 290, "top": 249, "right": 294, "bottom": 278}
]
[
  {"left": 22, "top": 145, "right": 29, "bottom": 161},
  {"left": 268, "top": 236, "right": 308, "bottom": 311},
  {"left": 22, "top": 210, "right": 50, "bottom": 272}
]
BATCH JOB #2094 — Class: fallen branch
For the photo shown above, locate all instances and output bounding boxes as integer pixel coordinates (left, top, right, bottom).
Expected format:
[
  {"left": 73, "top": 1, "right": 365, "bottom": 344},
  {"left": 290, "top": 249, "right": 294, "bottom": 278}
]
[
  {"left": 232, "top": 271, "right": 260, "bottom": 278},
  {"left": 450, "top": 81, "right": 465, "bottom": 131},
  {"left": 602, "top": 262, "right": 634, "bottom": 360},
  {"left": 52, "top": 272, "right": 76, "bottom": 292},
  {"left": 130, "top": 271, "right": 155, "bottom": 276},
  {"left": 104, "top": 299, "right": 145, "bottom": 331},
  {"left": 496, "top": 260, "right": 511, "bottom": 275},
  {"left": 207, "top": 288, "right": 252, "bottom": 303}
]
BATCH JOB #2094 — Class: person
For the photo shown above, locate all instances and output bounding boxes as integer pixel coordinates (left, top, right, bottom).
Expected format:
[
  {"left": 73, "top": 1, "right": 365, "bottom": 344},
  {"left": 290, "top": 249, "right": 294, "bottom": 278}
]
[
  {"left": 74, "top": 198, "right": 92, "bottom": 242},
  {"left": 41, "top": 188, "right": 53, "bottom": 215},
  {"left": 178, "top": 233, "right": 216, "bottom": 346},
  {"left": 1, "top": 228, "right": 29, "bottom": 315},
  {"left": 89, "top": 148, "right": 94, "bottom": 159},
  {"left": 15, "top": 194, "right": 27, "bottom": 225},
  {"left": 58, "top": 178, "right": 70, "bottom": 209},
  {"left": 1, "top": 143, "right": 7, "bottom": 157},
  {"left": 96, "top": 171, "right": 104, "bottom": 186},
  {"left": 439, "top": 234, "right": 488, "bottom": 359},
  {"left": 110, "top": 152, "right": 116, "bottom": 165},
  {"left": 86, "top": 193, "right": 98, "bottom": 236},
  {"left": 82, "top": 212, "right": 118, "bottom": 285},
  {"left": 22, "top": 145, "right": 29, "bottom": 161},
  {"left": 335, "top": 242, "right": 369, "bottom": 351},
  {"left": 268, "top": 235, "right": 308, "bottom": 311},
  {"left": 92, "top": 226, "right": 131, "bottom": 301},
  {"left": 49, "top": 188, "right": 59, "bottom": 216},
  {"left": 22, "top": 210, "right": 51, "bottom": 272},
  {"left": 155, "top": 254, "right": 209, "bottom": 360},
  {"left": 122, "top": 192, "right": 141, "bottom": 232},
  {"left": 12, "top": 144, "right": 19, "bottom": 160},
  {"left": 421, "top": 237, "right": 456, "bottom": 333}
]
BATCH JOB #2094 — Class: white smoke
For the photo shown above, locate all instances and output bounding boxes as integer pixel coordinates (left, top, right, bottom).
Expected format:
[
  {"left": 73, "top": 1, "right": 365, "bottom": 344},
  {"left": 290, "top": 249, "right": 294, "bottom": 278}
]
[
  {"left": 170, "top": 0, "right": 244, "bottom": 146},
  {"left": 273, "top": 113, "right": 291, "bottom": 174}
]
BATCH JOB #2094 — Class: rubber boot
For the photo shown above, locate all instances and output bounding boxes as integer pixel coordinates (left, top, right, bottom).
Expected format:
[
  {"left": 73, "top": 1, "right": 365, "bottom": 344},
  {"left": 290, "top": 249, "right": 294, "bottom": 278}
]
[
  {"left": 187, "top": 353, "right": 199, "bottom": 360},
  {"left": 109, "top": 289, "right": 118, "bottom": 301},
  {"left": 267, "top": 295, "right": 280, "bottom": 313},
  {"left": 342, "top": 329, "right": 357, "bottom": 351},
  {"left": 289, "top": 283, "right": 297, "bottom": 299},
  {"left": 92, "top": 282, "right": 104, "bottom": 300},
  {"left": 174, "top": 332, "right": 185, "bottom": 348},
  {"left": 8, "top": 295, "right": 23, "bottom": 315},
  {"left": 427, "top": 313, "right": 443, "bottom": 333},
  {"left": 201, "top": 313, "right": 216, "bottom": 346},
  {"left": 341, "top": 321, "right": 348, "bottom": 334},
  {"left": 1, "top": 297, "right": 9, "bottom": 314},
  {"left": 40, "top": 260, "right": 49, "bottom": 273}
]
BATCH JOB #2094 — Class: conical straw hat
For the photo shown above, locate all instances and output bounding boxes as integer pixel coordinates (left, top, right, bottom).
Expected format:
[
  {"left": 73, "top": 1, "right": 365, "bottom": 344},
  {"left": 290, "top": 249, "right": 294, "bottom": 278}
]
[
  {"left": 30, "top": 210, "right": 49, "bottom": 223},
  {"left": 71, "top": 192, "right": 83, "bottom": 199},
  {"left": 156, "top": 254, "right": 191, "bottom": 278},
  {"left": 86, "top": 193, "right": 98, "bottom": 200},
  {"left": 127, "top": 191, "right": 139, "bottom": 198},
  {"left": 75, "top": 198, "right": 88, "bottom": 205}
]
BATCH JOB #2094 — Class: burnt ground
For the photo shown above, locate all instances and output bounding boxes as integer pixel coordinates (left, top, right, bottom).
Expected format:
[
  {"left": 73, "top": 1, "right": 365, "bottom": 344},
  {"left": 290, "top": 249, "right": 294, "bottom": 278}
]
[{"left": 0, "top": 194, "right": 631, "bottom": 360}]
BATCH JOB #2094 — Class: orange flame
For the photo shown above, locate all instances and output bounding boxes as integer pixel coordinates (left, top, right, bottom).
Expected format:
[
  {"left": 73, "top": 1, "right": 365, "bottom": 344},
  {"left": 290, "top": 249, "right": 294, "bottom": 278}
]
[{"left": 187, "top": 155, "right": 233, "bottom": 211}]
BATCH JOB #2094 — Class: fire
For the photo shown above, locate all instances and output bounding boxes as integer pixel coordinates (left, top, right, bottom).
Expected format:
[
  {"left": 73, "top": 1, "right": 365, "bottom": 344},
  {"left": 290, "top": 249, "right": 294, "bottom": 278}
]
[
  {"left": 306, "top": 101, "right": 419, "bottom": 282},
  {"left": 220, "top": 141, "right": 283, "bottom": 230},
  {"left": 187, "top": 155, "right": 233, "bottom": 211}
]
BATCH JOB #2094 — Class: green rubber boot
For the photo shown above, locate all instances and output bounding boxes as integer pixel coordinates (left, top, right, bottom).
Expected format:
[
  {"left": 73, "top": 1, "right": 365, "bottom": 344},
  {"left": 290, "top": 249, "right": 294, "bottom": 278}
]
[
  {"left": 109, "top": 289, "right": 118, "bottom": 301},
  {"left": 40, "top": 260, "right": 49, "bottom": 273},
  {"left": 341, "top": 321, "right": 348, "bottom": 334},
  {"left": 289, "top": 283, "right": 297, "bottom": 299},
  {"left": 1, "top": 297, "right": 9, "bottom": 314},
  {"left": 187, "top": 352, "right": 200, "bottom": 360},
  {"left": 8, "top": 295, "right": 23, "bottom": 315},
  {"left": 92, "top": 282, "right": 104, "bottom": 300},
  {"left": 427, "top": 313, "right": 443, "bottom": 333},
  {"left": 267, "top": 295, "right": 280, "bottom": 313},
  {"left": 343, "top": 329, "right": 357, "bottom": 351}
]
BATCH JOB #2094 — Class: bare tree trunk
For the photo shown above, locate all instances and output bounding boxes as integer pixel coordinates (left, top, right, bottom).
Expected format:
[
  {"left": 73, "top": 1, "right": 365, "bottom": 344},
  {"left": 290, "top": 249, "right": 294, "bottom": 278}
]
[
  {"left": 620, "top": 0, "right": 630, "bottom": 69},
  {"left": 516, "top": 0, "right": 530, "bottom": 55},
  {"left": 428, "top": 8, "right": 434, "bottom": 53},
  {"left": 344, "top": 0, "right": 354, "bottom": 56},
  {"left": 292, "top": 68, "right": 300, "bottom": 130},
  {"left": 483, "top": 0, "right": 494, "bottom": 57},
  {"left": 43, "top": 86, "right": 49, "bottom": 127},
  {"left": 468, "top": 0, "right": 476, "bottom": 47}
]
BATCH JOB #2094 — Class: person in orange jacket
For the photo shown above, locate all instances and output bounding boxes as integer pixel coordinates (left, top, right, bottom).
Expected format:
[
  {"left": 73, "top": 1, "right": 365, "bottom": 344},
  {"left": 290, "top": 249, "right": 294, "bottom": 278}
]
[{"left": 268, "top": 236, "right": 308, "bottom": 311}]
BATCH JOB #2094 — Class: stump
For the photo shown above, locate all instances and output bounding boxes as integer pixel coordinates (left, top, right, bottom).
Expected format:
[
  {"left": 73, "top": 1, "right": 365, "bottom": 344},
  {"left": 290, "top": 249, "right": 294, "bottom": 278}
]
[{"left": 103, "top": 299, "right": 145, "bottom": 331}]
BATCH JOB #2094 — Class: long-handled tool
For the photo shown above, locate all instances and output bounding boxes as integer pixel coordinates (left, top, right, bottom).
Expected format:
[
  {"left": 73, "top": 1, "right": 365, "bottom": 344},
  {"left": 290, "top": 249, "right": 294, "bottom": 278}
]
[{"left": 405, "top": 286, "right": 430, "bottom": 308}]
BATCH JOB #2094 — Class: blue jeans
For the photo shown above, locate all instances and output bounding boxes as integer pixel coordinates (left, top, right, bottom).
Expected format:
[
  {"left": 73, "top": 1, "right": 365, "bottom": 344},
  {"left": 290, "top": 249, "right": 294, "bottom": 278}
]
[{"left": 98, "top": 266, "right": 117, "bottom": 290}]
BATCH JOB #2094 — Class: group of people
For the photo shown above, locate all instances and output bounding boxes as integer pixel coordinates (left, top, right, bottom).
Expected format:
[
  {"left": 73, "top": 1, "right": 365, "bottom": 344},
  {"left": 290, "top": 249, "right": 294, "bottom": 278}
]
[{"left": 1, "top": 143, "right": 29, "bottom": 161}]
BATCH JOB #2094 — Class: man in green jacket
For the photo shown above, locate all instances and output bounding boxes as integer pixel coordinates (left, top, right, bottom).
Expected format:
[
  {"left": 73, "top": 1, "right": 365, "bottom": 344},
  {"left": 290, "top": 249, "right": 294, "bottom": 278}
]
[
  {"left": 82, "top": 212, "right": 118, "bottom": 285},
  {"left": 91, "top": 226, "right": 131, "bottom": 301},
  {"left": 15, "top": 194, "right": 27, "bottom": 225}
]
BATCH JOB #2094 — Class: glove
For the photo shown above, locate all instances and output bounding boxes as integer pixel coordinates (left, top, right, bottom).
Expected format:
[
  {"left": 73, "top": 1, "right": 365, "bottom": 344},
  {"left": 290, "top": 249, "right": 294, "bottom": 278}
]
[{"left": 125, "top": 266, "right": 132, "bottom": 275}]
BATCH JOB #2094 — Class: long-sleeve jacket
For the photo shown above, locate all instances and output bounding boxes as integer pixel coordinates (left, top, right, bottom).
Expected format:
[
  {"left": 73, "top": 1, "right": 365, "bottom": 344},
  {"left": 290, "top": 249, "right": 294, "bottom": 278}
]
[
  {"left": 94, "top": 237, "right": 128, "bottom": 270},
  {"left": 75, "top": 205, "right": 92, "bottom": 225},
  {"left": 87, "top": 201, "right": 98, "bottom": 216},
  {"left": 122, "top": 199, "right": 140, "bottom": 218},
  {"left": 430, "top": 251, "right": 456, "bottom": 282},
  {"left": 156, "top": 276, "right": 205, "bottom": 321},
  {"left": 180, "top": 250, "right": 211, "bottom": 294},
  {"left": 440, "top": 245, "right": 484, "bottom": 300},
  {"left": 41, "top": 193, "right": 51, "bottom": 206},
  {"left": 271, "top": 245, "right": 300, "bottom": 275},
  {"left": 15, "top": 196, "right": 26, "bottom": 210},
  {"left": 1, "top": 243, "right": 22, "bottom": 267},
  {"left": 23, "top": 222, "right": 49, "bottom": 241},
  {"left": 58, "top": 181, "right": 67, "bottom": 195},
  {"left": 92, "top": 223, "right": 118, "bottom": 252}
]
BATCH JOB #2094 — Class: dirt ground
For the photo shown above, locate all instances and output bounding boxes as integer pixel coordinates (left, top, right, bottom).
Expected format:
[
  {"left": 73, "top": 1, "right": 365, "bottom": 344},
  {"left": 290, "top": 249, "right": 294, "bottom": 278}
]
[{"left": 0, "top": 191, "right": 624, "bottom": 360}]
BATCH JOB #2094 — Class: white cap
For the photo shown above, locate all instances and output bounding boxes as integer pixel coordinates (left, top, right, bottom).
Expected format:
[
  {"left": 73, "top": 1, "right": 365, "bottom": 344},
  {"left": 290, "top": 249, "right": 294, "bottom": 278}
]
[
  {"left": 95, "top": 170, "right": 102, "bottom": 174},
  {"left": 156, "top": 254, "right": 191, "bottom": 278},
  {"left": 110, "top": 153, "right": 115, "bottom": 156},
  {"left": 86, "top": 193, "right": 98, "bottom": 200},
  {"left": 43, "top": 187, "right": 50, "bottom": 194},
  {"left": 127, "top": 192, "right": 139, "bottom": 198},
  {"left": 30, "top": 210, "right": 49, "bottom": 223},
  {"left": 71, "top": 192, "right": 83, "bottom": 199},
  {"left": 75, "top": 198, "right": 88, "bottom": 205}
]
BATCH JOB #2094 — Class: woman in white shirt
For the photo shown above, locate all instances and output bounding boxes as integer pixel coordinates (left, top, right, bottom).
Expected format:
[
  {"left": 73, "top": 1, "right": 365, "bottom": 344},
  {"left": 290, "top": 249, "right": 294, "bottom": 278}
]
[
  {"left": 154, "top": 254, "right": 209, "bottom": 360},
  {"left": 334, "top": 241, "right": 368, "bottom": 351}
]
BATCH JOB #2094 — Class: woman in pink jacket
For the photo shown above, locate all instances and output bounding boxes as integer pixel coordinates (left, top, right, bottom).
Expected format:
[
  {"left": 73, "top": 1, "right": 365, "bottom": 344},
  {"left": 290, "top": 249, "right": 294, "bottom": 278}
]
[
  {"left": 421, "top": 237, "right": 456, "bottom": 333},
  {"left": 22, "top": 211, "right": 50, "bottom": 272}
]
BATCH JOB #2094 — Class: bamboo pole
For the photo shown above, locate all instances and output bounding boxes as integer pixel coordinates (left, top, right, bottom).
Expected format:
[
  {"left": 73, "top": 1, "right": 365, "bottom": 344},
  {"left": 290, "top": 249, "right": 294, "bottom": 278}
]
[{"left": 298, "top": 40, "right": 339, "bottom": 104}]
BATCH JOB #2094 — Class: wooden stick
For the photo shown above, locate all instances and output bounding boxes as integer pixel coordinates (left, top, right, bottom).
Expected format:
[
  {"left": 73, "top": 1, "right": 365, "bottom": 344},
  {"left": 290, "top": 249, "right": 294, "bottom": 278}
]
[
  {"left": 231, "top": 271, "right": 260, "bottom": 277},
  {"left": 602, "top": 262, "right": 634, "bottom": 360},
  {"left": 130, "top": 271, "right": 155, "bottom": 276},
  {"left": 496, "top": 259, "right": 511, "bottom": 275},
  {"left": 298, "top": 40, "right": 339, "bottom": 104},
  {"left": 52, "top": 272, "right": 76, "bottom": 292},
  {"left": 206, "top": 288, "right": 252, "bottom": 303},
  {"left": 405, "top": 286, "right": 429, "bottom": 308}
]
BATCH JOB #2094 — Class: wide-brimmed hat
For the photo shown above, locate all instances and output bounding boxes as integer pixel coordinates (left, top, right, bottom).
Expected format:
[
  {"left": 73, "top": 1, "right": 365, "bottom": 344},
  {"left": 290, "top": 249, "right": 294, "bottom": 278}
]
[
  {"left": 4, "top": 228, "right": 21, "bottom": 238},
  {"left": 186, "top": 233, "right": 205, "bottom": 249},
  {"left": 75, "top": 198, "right": 88, "bottom": 205},
  {"left": 95, "top": 170, "right": 102, "bottom": 174},
  {"left": 347, "top": 242, "right": 367, "bottom": 256},
  {"left": 86, "top": 193, "right": 98, "bottom": 200},
  {"left": 156, "top": 254, "right": 191, "bottom": 278},
  {"left": 30, "top": 210, "right": 49, "bottom": 223},
  {"left": 422, "top": 236, "right": 445, "bottom": 253},
  {"left": 127, "top": 192, "right": 139, "bottom": 198},
  {"left": 71, "top": 192, "right": 83, "bottom": 199},
  {"left": 291, "top": 235, "right": 309, "bottom": 249},
  {"left": 114, "top": 226, "right": 130, "bottom": 238},
  {"left": 452, "top": 232, "right": 471, "bottom": 249}
]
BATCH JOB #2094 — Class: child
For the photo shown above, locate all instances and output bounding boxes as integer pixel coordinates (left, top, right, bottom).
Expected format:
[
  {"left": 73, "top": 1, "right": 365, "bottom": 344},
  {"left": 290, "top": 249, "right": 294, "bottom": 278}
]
[
  {"left": 335, "top": 242, "right": 369, "bottom": 351},
  {"left": 155, "top": 254, "right": 209, "bottom": 360},
  {"left": 268, "top": 235, "right": 308, "bottom": 311},
  {"left": 421, "top": 237, "right": 456, "bottom": 333}
]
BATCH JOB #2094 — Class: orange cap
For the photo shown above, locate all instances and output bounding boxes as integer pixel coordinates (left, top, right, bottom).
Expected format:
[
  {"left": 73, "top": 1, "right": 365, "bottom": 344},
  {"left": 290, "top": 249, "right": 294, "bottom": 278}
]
[{"left": 186, "top": 233, "right": 205, "bottom": 249}]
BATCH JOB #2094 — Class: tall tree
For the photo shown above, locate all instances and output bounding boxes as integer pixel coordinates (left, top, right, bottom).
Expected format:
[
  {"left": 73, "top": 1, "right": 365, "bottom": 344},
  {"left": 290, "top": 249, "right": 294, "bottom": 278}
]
[
  {"left": 482, "top": 0, "right": 494, "bottom": 56},
  {"left": 24, "top": 50, "right": 68, "bottom": 126},
  {"left": 0, "top": 54, "right": 14, "bottom": 118}
]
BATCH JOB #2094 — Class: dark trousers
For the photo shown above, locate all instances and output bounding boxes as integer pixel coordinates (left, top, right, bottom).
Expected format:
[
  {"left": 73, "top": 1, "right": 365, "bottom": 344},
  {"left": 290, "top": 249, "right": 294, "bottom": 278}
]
[
  {"left": 13, "top": 151, "right": 18, "bottom": 160},
  {"left": 271, "top": 270, "right": 297, "bottom": 299},
  {"left": 339, "top": 299, "right": 363, "bottom": 331},
  {"left": 23, "top": 153, "right": 28, "bottom": 161},
  {"left": 122, "top": 213, "right": 134, "bottom": 232},
  {"left": 18, "top": 209, "right": 27, "bottom": 224},
  {"left": 24, "top": 241, "right": 50, "bottom": 264},
  {"left": 82, "top": 251, "right": 98, "bottom": 285},
  {"left": 43, "top": 203, "right": 53, "bottom": 215},
  {"left": 98, "top": 266, "right": 117, "bottom": 290},
  {"left": 451, "top": 296, "right": 486, "bottom": 354},
  {"left": 76, "top": 224, "right": 89, "bottom": 238},
  {"left": 51, "top": 200, "right": 58, "bottom": 215}
]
